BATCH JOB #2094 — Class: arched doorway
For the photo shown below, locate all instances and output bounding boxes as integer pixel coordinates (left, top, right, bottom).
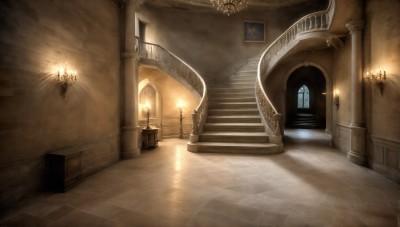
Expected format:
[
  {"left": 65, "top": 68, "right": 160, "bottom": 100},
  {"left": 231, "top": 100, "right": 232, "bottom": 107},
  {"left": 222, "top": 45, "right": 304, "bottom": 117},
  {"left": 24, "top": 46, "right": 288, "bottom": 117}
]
[{"left": 286, "top": 66, "right": 326, "bottom": 129}]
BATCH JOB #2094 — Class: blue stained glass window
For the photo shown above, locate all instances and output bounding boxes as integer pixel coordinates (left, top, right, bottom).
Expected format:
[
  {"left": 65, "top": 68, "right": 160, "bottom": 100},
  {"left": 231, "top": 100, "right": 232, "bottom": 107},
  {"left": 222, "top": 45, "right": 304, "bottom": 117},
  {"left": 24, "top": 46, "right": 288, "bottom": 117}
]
[{"left": 297, "top": 85, "right": 310, "bottom": 109}]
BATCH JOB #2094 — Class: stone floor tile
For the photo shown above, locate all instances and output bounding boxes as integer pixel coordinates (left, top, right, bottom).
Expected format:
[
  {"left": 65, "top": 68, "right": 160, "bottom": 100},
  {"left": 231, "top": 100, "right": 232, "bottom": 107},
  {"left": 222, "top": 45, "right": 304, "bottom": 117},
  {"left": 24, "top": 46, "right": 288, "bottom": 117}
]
[{"left": 1, "top": 129, "right": 399, "bottom": 226}]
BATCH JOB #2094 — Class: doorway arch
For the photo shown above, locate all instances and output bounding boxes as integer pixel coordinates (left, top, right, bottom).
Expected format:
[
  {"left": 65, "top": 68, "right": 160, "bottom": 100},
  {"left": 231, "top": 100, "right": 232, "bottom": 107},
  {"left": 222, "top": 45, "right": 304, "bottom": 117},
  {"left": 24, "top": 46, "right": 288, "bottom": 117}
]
[{"left": 285, "top": 65, "right": 327, "bottom": 129}]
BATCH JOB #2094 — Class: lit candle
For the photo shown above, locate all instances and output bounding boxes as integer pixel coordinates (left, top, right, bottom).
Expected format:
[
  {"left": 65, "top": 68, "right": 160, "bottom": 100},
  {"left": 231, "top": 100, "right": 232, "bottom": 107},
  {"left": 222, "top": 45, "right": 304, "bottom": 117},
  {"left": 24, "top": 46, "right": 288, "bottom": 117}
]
[{"left": 177, "top": 100, "right": 184, "bottom": 110}]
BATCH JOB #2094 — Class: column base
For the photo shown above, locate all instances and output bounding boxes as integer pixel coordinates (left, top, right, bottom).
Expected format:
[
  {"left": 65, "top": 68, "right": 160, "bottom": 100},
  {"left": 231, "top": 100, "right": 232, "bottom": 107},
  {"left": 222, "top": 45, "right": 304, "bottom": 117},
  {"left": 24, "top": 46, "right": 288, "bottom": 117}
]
[
  {"left": 122, "top": 148, "right": 141, "bottom": 159},
  {"left": 122, "top": 126, "right": 141, "bottom": 159},
  {"left": 347, "top": 126, "right": 366, "bottom": 166}
]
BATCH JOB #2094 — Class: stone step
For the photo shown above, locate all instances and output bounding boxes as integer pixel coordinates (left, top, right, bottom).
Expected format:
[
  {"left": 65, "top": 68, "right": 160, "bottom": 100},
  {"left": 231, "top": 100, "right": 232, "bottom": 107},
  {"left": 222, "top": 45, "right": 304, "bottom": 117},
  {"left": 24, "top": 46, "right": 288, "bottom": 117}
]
[
  {"left": 208, "top": 108, "right": 259, "bottom": 116},
  {"left": 232, "top": 71, "right": 256, "bottom": 76},
  {"left": 238, "top": 70, "right": 257, "bottom": 73},
  {"left": 209, "top": 102, "right": 258, "bottom": 109},
  {"left": 209, "top": 92, "right": 254, "bottom": 98},
  {"left": 187, "top": 142, "right": 280, "bottom": 154},
  {"left": 239, "top": 66, "right": 258, "bottom": 70},
  {"left": 199, "top": 132, "right": 268, "bottom": 143},
  {"left": 209, "top": 97, "right": 256, "bottom": 103},
  {"left": 211, "top": 84, "right": 254, "bottom": 89},
  {"left": 207, "top": 115, "right": 261, "bottom": 123},
  {"left": 204, "top": 123, "right": 265, "bottom": 132},
  {"left": 209, "top": 87, "right": 253, "bottom": 93}
]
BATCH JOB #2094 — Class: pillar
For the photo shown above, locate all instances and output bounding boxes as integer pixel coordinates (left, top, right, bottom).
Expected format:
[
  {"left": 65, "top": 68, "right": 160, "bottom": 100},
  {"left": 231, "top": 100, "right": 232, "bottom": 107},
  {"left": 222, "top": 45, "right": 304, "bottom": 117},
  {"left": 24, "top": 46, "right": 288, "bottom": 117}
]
[
  {"left": 121, "top": 0, "right": 140, "bottom": 159},
  {"left": 346, "top": 21, "right": 366, "bottom": 165}
]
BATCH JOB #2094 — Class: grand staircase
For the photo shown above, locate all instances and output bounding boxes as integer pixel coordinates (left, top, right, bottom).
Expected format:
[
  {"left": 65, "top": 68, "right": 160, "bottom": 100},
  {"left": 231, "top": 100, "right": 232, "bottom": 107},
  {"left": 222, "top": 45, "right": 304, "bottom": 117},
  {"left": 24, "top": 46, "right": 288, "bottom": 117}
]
[{"left": 187, "top": 57, "right": 281, "bottom": 154}]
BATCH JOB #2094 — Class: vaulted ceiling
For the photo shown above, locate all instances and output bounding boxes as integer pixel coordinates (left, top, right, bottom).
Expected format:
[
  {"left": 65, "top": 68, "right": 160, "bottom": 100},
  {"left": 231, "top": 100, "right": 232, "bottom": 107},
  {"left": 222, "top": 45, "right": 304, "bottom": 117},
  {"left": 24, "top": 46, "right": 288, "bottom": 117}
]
[{"left": 143, "top": 0, "right": 328, "bottom": 12}]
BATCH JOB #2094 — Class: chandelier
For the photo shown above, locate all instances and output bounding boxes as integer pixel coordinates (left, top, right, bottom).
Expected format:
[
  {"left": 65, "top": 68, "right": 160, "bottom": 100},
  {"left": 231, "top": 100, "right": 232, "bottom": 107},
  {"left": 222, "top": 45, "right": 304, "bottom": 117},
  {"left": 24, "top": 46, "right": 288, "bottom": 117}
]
[{"left": 210, "top": 0, "right": 248, "bottom": 16}]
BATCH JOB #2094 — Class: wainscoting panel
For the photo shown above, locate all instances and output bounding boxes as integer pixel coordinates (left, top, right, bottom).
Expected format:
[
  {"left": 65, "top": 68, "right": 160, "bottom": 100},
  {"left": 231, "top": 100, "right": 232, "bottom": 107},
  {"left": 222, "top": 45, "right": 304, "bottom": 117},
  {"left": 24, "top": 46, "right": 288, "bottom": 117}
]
[
  {"left": 337, "top": 124, "right": 351, "bottom": 154},
  {"left": 371, "top": 136, "right": 400, "bottom": 183}
]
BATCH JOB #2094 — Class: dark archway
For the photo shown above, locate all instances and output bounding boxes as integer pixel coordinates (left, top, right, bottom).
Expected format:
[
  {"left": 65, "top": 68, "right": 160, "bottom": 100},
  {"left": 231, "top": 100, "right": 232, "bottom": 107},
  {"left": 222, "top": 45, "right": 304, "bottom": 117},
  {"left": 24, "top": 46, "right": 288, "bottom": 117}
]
[{"left": 286, "top": 66, "right": 326, "bottom": 129}]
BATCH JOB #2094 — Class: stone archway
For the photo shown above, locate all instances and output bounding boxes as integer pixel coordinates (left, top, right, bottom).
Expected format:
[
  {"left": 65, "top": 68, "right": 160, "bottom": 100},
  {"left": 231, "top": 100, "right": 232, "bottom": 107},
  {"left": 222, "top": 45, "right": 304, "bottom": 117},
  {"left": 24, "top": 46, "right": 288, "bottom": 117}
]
[{"left": 285, "top": 65, "right": 327, "bottom": 129}]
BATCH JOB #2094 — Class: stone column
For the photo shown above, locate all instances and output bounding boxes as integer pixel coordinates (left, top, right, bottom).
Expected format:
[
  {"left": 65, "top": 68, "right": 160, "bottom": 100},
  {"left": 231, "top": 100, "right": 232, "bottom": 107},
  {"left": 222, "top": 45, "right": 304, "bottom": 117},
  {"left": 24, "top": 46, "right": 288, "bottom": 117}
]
[
  {"left": 346, "top": 21, "right": 366, "bottom": 165},
  {"left": 121, "top": 0, "right": 140, "bottom": 159}
]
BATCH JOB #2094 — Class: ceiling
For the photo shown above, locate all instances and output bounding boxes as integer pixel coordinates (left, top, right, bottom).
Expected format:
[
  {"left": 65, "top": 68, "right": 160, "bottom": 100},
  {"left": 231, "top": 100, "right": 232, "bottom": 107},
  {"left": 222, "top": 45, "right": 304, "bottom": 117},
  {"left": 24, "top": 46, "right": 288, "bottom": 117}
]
[{"left": 143, "top": 0, "right": 328, "bottom": 12}]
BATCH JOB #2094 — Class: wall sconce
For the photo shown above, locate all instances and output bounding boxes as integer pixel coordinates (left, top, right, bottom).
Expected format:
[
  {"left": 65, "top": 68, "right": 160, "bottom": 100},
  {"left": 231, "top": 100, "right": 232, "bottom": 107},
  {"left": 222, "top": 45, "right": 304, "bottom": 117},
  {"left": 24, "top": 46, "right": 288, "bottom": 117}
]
[
  {"left": 56, "top": 66, "right": 77, "bottom": 98},
  {"left": 144, "top": 101, "right": 151, "bottom": 129},
  {"left": 177, "top": 100, "right": 184, "bottom": 139},
  {"left": 365, "top": 68, "right": 387, "bottom": 95},
  {"left": 333, "top": 90, "right": 339, "bottom": 109}
]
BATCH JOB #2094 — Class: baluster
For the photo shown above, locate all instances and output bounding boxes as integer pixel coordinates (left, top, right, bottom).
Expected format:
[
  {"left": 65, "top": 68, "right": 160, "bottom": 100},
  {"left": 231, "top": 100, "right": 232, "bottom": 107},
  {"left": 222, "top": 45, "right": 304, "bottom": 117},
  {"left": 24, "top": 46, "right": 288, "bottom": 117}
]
[
  {"left": 325, "top": 13, "right": 329, "bottom": 27},
  {"left": 313, "top": 15, "right": 317, "bottom": 29},
  {"left": 274, "top": 113, "right": 282, "bottom": 136},
  {"left": 191, "top": 110, "right": 199, "bottom": 136},
  {"left": 319, "top": 14, "right": 325, "bottom": 28}
]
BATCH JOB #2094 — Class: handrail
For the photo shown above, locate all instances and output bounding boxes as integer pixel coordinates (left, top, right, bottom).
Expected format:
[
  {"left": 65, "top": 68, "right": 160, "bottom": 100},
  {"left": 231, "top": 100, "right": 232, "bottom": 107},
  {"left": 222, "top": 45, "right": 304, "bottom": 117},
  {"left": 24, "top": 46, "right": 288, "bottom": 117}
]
[
  {"left": 256, "top": 0, "right": 335, "bottom": 136},
  {"left": 137, "top": 41, "right": 208, "bottom": 141}
]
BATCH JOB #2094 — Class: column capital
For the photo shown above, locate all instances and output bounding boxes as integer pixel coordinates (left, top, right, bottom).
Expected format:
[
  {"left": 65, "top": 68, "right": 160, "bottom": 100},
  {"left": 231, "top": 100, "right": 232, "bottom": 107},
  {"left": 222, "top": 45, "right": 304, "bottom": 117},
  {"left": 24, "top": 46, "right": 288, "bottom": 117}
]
[{"left": 346, "top": 21, "right": 364, "bottom": 33}]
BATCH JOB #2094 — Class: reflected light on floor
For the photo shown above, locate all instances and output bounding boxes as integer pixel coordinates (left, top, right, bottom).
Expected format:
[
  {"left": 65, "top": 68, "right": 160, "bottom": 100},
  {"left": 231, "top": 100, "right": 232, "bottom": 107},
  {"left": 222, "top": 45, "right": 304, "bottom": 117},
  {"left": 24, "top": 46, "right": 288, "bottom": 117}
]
[{"left": 174, "top": 145, "right": 185, "bottom": 171}]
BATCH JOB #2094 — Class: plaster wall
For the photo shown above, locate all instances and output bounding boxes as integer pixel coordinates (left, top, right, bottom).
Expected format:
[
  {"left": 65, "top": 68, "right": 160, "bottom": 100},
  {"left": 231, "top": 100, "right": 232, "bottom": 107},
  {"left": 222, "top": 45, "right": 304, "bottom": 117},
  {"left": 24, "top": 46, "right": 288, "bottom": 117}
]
[
  {"left": 363, "top": 0, "right": 400, "bottom": 182},
  {"left": 0, "top": 0, "right": 121, "bottom": 208},
  {"left": 331, "top": 35, "right": 352, "bottom": 151},
  {"left": 138, "top": 67, "right": 198, "bottom": 139},
  {"left": 137, "top": 4, "right": 326, "bottom": 81},
  {"left": 364, "top": 0, "right": 400, "bottom": 141}
]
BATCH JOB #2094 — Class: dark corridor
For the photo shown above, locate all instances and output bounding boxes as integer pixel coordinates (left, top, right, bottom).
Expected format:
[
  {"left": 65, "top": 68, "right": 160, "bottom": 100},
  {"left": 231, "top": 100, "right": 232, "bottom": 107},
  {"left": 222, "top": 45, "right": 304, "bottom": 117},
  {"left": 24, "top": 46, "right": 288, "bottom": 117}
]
[{"left": 286, "top": 66, "right": 326, "bottom": 129}]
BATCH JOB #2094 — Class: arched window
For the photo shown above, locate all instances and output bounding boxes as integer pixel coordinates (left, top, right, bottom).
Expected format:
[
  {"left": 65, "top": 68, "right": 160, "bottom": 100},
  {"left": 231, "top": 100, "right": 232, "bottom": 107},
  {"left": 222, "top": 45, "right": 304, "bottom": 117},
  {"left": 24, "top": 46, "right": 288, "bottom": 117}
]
[{"left": 297, "top": 85, "right": 310, "bottom": 109}]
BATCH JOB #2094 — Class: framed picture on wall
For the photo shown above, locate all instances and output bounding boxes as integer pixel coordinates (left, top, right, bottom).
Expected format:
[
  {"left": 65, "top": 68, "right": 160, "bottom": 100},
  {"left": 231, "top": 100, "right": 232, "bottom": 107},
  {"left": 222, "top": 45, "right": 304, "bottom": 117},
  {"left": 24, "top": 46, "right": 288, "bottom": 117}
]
[{"left": 243, "top": 21, "right": 265, "bottom": 42}]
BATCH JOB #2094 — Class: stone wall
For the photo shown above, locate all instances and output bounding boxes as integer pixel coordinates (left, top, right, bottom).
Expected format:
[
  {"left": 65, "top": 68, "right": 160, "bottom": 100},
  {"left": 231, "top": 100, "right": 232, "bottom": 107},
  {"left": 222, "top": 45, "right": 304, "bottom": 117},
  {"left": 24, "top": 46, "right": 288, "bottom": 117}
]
[
  {"left": 364, "top": 0, "right": 400, "bottom": 182},
  {"left": 136, "top": 3, "right": 327, "bottom": 81},
  {"left": 0, "top": 0, "right": 121, "bottom": 208}
]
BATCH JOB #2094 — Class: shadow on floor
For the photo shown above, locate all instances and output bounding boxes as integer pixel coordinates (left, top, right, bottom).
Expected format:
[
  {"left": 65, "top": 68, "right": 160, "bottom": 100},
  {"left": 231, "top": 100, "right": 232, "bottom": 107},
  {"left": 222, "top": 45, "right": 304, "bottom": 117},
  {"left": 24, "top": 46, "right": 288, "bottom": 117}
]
[{"left": 283, "top": 128, "right": 332, "bottom": 147}]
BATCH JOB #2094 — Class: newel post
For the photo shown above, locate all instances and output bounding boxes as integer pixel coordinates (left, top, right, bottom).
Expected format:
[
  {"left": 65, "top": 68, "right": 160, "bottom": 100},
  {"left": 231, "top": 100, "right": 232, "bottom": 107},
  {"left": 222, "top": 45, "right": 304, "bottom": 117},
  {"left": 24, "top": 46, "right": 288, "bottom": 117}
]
[
  {"left": 274, "top": 113, "right": 282, "bottom": 136},
  {"left": 190, "top": 110, "right": 199, "bottom": 143},
  {"left": 269, "top": 113, "right": 283, "bottom": 149}
]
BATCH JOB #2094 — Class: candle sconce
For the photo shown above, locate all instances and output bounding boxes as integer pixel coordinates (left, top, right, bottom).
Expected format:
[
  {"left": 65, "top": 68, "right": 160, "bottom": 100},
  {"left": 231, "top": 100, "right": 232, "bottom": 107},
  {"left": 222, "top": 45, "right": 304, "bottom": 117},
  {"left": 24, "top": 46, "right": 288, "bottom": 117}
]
[
  {"left": 333, "top": 90, "right": 339, "bottom": 109},
  {"left": 56, "top": 66, "right": 77, "bottom": 98},
  {"left": 365, "top": 68, "right": 387, "bottom": 95}
]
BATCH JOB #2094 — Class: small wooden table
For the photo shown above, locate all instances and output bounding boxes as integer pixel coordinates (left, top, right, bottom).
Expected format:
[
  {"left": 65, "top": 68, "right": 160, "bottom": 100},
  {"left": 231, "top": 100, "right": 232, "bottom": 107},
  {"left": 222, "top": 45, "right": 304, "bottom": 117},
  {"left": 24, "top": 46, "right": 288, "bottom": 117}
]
[{"left": 142, "top": 127, "right": 158, "bottom": 149}]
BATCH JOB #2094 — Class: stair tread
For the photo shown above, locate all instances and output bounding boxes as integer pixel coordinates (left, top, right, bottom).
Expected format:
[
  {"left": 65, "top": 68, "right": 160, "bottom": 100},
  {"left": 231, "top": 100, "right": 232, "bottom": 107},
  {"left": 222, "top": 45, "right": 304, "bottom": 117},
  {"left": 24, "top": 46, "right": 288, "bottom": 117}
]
[
  {"left": 205, "top": 123, "right": 263, "bottom": 126},
  {"left": 209, "top": 108, "right": 258, "bottom": 111},
  {"left": 201, "top": 132, "right": 267, "bottom": 136},
  {"left": 209, "top": 102, "right": 257, "bottom": 104},
  {"left": 207, "top": 115, "right": 260, "bottom": 118},
  {"left": 190, "top": 142, "right": 277, "bottom": 147}
]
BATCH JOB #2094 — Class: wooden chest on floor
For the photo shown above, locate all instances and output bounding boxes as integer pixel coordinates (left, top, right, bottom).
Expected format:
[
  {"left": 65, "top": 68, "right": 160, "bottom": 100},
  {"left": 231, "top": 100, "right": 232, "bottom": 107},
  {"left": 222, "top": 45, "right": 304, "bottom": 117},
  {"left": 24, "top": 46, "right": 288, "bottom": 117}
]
[{"left": 46, "top": 149, "right": 83, "bottom": 192}]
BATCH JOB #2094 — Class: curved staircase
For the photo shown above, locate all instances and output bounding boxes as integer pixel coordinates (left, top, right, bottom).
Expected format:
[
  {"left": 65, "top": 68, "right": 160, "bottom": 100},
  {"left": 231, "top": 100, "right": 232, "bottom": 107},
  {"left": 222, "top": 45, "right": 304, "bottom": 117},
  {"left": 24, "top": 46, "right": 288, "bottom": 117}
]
[{"left": 187, "top": 57, "right": 281, "bottom": 154}]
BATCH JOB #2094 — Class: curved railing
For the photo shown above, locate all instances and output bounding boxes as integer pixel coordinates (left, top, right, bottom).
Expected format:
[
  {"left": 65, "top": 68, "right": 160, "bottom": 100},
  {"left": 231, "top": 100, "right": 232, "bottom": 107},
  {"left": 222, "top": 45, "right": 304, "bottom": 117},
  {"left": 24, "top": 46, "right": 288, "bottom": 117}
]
[
  {"left": 256, "top": 0, "right": 335, "bottom": 136},
  {"left": 137, "top": 41, "right": 208, "bottom": 140}
]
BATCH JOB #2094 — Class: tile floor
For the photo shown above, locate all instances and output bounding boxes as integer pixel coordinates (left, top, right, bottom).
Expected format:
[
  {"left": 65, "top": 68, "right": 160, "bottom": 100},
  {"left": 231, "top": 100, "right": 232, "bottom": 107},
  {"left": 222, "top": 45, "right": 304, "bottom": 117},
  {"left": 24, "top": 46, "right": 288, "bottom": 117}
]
[{"left": 1, "top": 129, "right": 399, "bottom": 227}]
